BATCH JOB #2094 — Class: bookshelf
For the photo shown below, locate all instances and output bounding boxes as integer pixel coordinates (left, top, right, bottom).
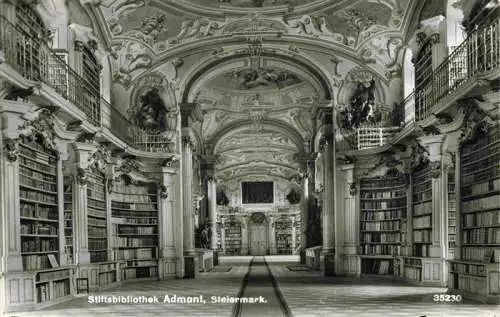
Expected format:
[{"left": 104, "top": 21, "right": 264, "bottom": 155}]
[
  {"left": 224, "top": 221, "right": 242, "bottom": 255},
  {"left": 412, "top": 165, "right": 432, "bottom": 258},
  {"left": 86, "top": 170, "right": 108, "bottom": 263},
  {"left": 275, "top": 218, "right": 293, "bottom": 255},
  {"left": 449, "top": 127, "right": 500, "bottom": 302},
  {"left": 19, "top": 136, "right": 59, "bottom": 271},
  {"left": 359, "top": 175, "right": 407, "bottom": 276},
  {"left": 98, "top": 262, "right": 117, "bottom": 288},
  {"left": 448, "top": 171, "right": 457, "bottom": 259},
  {"left": 35, "top": 268, "right": 72, "bottom": 304},
  {"left": 294, "top": 218, "right": 301, "bottom": 252},
  {"left": 63, "top": 176, "right": 73, "bottom": 265},
  {"left": 111, "top": 176, "right": 159, "bottom": 280}
]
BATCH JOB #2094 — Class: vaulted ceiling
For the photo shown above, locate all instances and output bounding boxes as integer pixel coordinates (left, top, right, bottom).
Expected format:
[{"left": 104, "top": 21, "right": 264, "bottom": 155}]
[{"left": 81, "top": 0, "right": 436, "bottom": 182}]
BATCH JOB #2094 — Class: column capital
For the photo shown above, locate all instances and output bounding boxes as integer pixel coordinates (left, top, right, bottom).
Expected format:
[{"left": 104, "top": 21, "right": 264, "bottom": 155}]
[
  {"left": 179, "top": 103, "right": 203, "bottom": 128},
  {"left": 181, "top": 135, "right": 194, "bottom": 149},
  {"left": 161, "top": 155, "right": 179, "bottom": 168},
  {"left": 418, "top": 134, "right": 445, "bottom": 161}
]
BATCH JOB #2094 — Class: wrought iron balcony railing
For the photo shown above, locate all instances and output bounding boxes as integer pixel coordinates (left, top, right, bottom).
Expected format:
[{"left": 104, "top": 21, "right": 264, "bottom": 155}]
[
  {"left": 415, "top": 16, "right": 499, "bottom": 121},
  {"left": 0, "top": 15, "right": 101, "bottom": 125},
  {"left": 102, "top": 98, "right": 176, "bottom": 153}
]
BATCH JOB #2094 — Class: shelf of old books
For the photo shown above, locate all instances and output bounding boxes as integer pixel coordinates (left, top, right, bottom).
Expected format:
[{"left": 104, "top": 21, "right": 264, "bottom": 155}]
[
  {"left": 111, "top": 175, "right": 159, "bottom": 280},
  {"left": 449, "top": 127, "right": 500, "bottom": 303},
  {"left": 35, "top": 267, "right": 72, "bottom": 304},
  {"left": 86, "top": 169, "right": 108, "bottom": 263},
  {"left": 448, "top": 172, "right": 457, "bottom": 259},
  {"left": 19, "top": 136, "right": 60, "bottom": 272},
  {"left": 359, "top": 175, "right": 407, "bottom": 276},
  {"left": 412, "top": 165, "right": 432, "bottom": 258},
  {"left": 63, "top": 176, "right": 73, "bottom": 265},
  {"left": 275, "top": 218, "right": 293, "bottom": 255},
  {"left": 224, "top": 221, "right": 242, "bottom": 255}
]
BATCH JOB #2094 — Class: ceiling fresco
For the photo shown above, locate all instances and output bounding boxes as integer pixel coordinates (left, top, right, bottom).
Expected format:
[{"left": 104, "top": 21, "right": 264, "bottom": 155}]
[{"left": 85, "top": 0, "right": 427, "bottom": 182}]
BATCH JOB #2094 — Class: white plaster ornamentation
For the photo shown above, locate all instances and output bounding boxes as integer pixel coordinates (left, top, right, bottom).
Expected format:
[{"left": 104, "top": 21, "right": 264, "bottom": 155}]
[{"left": 111, "top": 41, "right": 153, "bottom": 87}]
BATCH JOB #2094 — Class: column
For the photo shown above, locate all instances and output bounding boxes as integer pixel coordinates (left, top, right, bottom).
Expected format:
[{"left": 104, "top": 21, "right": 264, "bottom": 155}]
[
  {"left": 291, "top": 216, "right": 296, "bottom": 254},
  {"left": 241, "top": 217, "right": 248, "bottom": 255},
  {"left": 206, "top": 176, "right": 218, "bottom": 264},
  {"left": 1, "top": 138, "right": 22, "bottom": 271},
  {"left": 220, "top": 217, "right": 226, "bottom": 253},
  {"left": 340, "top": 164, "right": 359, "bottom": 276},
  {"left": 299, "top": 167, "right": 310, "bottom": 263},
  {"left": 181, "top": 135, "right": 196, "bottom": 278},
  {"left": 72, "top": 143, "right": 97, "bottom": 264},
  {"left": 321, "top": 134, "right": 335, "bottom": 276},
  {"left": 269, "top": 216, "right": 277, "bottom": 254},
  {"left": 158, "top": 165, "right": 178, "bottom": 279},
  {"left": 419, "top": 135, "right": 447, "bottom": 286}
]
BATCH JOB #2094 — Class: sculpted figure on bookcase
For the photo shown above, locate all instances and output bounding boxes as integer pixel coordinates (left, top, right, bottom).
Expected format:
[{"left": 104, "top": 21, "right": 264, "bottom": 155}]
[
  {"left": 76, "top": 167, "right": 87, "bottom": 185},
  {"left": 159, "top": 185, "right": 168, "bottom": 199},
  {"left": 4, "top": 138, "right": 19, "bottom": 162},
  {"left": 18, "top": 108, "right": 57, "bottom": 151}
]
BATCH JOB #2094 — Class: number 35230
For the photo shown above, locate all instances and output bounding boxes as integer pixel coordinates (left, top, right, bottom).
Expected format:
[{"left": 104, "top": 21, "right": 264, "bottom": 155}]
[{"left": 433, "top": 294, "right": 462, "bottom": 302}]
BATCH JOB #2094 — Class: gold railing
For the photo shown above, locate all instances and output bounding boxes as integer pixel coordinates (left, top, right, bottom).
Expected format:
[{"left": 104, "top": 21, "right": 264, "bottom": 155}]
[
  {"left": 0, "top": 15, "right": 101, "bottom": 125},
  {"left": 103, "top": 98, "right": 176, "bottom": 153},
  {"left": 415, "top": 16, "right": 499, "bottom": 121}
]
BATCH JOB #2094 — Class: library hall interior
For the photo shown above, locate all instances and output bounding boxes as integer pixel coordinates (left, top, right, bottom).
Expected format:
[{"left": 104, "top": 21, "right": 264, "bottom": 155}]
[{"left": 0, "top": 0, "right": 499, "bottom": 316}]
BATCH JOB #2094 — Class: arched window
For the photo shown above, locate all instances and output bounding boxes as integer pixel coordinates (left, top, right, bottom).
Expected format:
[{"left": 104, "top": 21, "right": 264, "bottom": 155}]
[
  {"left": 15, "top": 3, "right": 47, "bottom": 81},
  {"left": 81, "top": 42, "right": 101, "bottom": 123}
]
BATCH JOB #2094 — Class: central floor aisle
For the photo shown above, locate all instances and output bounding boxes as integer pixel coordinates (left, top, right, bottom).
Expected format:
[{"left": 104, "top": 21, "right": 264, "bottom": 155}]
[{"left": 7, "top": 256, "right": 499, "bottom": 317}]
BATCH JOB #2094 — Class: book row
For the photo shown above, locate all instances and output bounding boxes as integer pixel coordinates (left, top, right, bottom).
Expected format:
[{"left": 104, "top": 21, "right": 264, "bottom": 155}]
[
  {"left": 19, "top": 149, "right": 54, "bottom": 166},
  {"left": 88, "top": 199, "right": 106, "bottom": 210},
  {"left": 451, "top": 263, "right": 486, "bottom": 276},
  {"left": 413, "top": 244, "right": 430, "bottom": 257},
  {"left": 20, "top": 190, "right": 57, "bottom": 204},
  {"left": 361, "top": 210, "right": 402, "bottom": 221},
  {"left": 112, "top": 217, "right": 158, "bottom": 225},
  {"left": 88, "top": 208, "right": 106, "bottom": 219},
  {"left": 20, "top": 165, "right": 56, "bottom": 181},
  {"left": 413, "top": 191, "right": 432, "bottom": 203},
  {"left": 462, "top": 178, "right": 500, "bottom": 197},
  {"left": 89, "top": 217, "right": 107, "bottom": 227},
  {"left": 90, "top": 251, "right": 108, "bottom": 263},
  {"left": 124, "top": 260, "right": 157, "bottom": 267},
  {"left": 115, "top": 248, "right": 156, "bottom": 260},
  {"left": 114, "top": 237, "right": 157, "bottom": 247},
  {"left": 413, "top": 181, "right": 432, "bottom": 193},
  {"left": 461, "top": 134, "right": 500, "bottom": 155},
  {"left": 361, "top": 259, "right": 392, "bottom": 275},
  {"left": 21, "top": 223, "right": 57, "bottom": 235},
  {"left": 116, "top": 226, "right": 157, "bottom": 235},
  {"left": 413, "top": 201, "right": 432, "bottom": 216},
  {"left": 275, "top": 230, "right": 292, "bottom": 234},
  {"left": 361, "top": 221, "right": 401, "bottom": 231},
  {"left": 360, "top": 178, "right": 406, "bottom": 188},
  {"left": 88, "top": 226, "right": 107, "bottom": 237},
  {"left": 413, "top": 215, "right": 431, "bottom": 229},
  {"left": 404, "top": 258, "right": 422, "bottom": 267},
  {"left": 461, "top": 247, "right": 500, "bottom": 262},
  {"left": 21, "top": 203, "right": 57, "bottom": 219},
  {"left": 413, "top": 230, "right": 431, "bottom": 243},
  {"left": 19, "top": 142, "right": 55, "bottom": 157},
  {"left": 122, "top": 266, "right": 158, "bottom": 279},
  {"left": 20, "top": 176, "right": 57, "bottom": 192},
  {"left": 462, "top": 168, "right": 499, "bottom": 186},
  {"left": 462, "top": 227, "right": 500, "bottom": 244},
  {"left": 361, "top": 245, "right": 401, "bottom": 256},
  {"left": 22, "top": 254, "right": 52, "bottom": 270},
  {"left": 89, "top": 240, "right": 107, "bottom": 250},
  {"left": 275, "top": 223, "right": 292, "bottom": 230},
  {"left": 360, "top": 190, "right": 406, "bottom": 199},
  {"left": 111, "top": 202, "right": 158, "bottom": 211},
  {"left": 111, "top": 194, "right": 157, "bottom": 204},
  {"left": 21, "top": 240, "right": 57, "bottom": 253},
  {"left": 461, "top": 153, "right": 500, "bottom": 175},
  {"left": 462, "top": 195, "right": 499, "bottom": 212},
  {"left": 361, "top": 200, "right": 406, "bottom": 209},
  {"left": 111, "top": 210, "right": 157, "bottom": 218},
  {"left": 361, "top": 233, "right": 401, "bottom": 243},
  {"left": 463, "top": 210, "right": 500, "bottom": 227},
  {"left": 451, "top": 274, "right": 487, "bottom": 296}
]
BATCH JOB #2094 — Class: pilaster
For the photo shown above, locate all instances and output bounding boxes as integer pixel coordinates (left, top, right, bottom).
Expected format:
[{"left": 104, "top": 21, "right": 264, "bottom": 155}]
[
  {"left": 268, "top": 216, "right": 277, "bottom": 254},
  {"left": 158, "top": 165, "right": 178, "bottom": 279},
  {"left": 340, "top": 163, "right": 359, "bottom": 276}
]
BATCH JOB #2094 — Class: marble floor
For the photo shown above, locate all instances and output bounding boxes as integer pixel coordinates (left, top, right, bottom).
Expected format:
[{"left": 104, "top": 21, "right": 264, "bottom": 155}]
[{"left": 6, "top": 256, "right": 499, "bottom": 317}]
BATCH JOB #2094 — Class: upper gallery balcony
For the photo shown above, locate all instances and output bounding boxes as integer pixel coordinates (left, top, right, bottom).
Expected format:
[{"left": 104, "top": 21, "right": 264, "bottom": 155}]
[
  {"left": 408, "top": 14, "right": 498, "bottom": 124},
  {"left": 0, "top": 15, "right": 175, "bottom": 154}
]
